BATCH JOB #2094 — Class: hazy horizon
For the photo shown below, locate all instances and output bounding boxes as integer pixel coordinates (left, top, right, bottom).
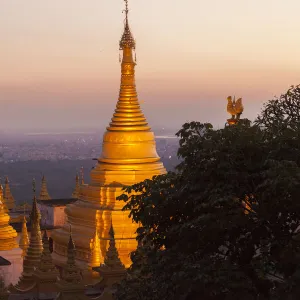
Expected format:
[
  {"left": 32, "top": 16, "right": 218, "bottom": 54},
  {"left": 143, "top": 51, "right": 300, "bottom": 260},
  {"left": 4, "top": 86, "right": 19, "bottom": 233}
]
[{"left": 1, "top": 0, "right": 300, "bottom": 130}]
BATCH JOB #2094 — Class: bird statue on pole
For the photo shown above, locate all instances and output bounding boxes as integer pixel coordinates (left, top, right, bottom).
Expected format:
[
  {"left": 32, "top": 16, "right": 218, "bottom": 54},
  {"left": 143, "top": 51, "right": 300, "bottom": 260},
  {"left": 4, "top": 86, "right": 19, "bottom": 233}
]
[{"left": 227, "top": 96, "right": 244, "bottom": 125}]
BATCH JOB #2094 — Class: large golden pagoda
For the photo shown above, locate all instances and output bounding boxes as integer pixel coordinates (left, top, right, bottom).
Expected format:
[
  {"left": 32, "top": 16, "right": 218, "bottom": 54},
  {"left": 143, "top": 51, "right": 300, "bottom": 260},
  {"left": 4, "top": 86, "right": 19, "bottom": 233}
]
[{"left": 51, "top": 0, "right": 166, "bottom": 269}]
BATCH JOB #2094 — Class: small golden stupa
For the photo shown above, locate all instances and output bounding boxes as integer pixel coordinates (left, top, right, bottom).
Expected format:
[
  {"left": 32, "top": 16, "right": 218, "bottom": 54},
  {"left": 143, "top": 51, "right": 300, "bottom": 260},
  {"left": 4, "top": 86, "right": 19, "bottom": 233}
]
[
  {"left": 93, "top": 223, "right": 126, "bottom": 300},
  {"left": 3, "top": 177, "right": 15, "bottom": 211},
  {"left": 32, "top": 230, "right": 59, "bottom": 295},
  {"left": 56, "top": 227, "right": 89, "bottom": 300},
  {"left": 52, "top": 0, "right": 166, "bottom": 269},
  {"left": 38, "top": 175, "right": 51, "bottom": 200},
  {"left": 102, "top": 224, "right": 126, "bottom": 273},
  {"left": 15, "top": 180, "right": 43, "bottom": 290},
  {"left": 0, "top": 185, "right": 18, "bottom": 251}
]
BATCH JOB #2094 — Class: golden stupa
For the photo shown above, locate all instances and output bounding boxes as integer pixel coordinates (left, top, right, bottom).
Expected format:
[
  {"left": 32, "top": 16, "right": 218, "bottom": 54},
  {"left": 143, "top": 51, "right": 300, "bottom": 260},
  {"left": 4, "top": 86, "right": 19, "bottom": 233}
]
[
  {"left": 52, "top": 0, "right": 166, "bottom": 269},
  {"left": 3, "top": 177, "right": 15, "bottom": 211},
  {"left": 56, "top": 227, "right": 89, "bottom": 300},
  {"left": 0, "top": 185, "right": 18, "bottom": 251},
  {"left": 15, "top": 181, "right": 44, "bottom": 290},
  {"left": 38, "top": 175, "right": 51, "bottom": 200}
]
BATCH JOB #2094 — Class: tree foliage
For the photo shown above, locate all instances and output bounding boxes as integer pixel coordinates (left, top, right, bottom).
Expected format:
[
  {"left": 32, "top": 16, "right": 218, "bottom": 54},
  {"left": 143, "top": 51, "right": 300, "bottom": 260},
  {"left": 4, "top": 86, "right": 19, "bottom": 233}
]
[{"left": 115, "top": 85, "right": 300, "bottom": 300}]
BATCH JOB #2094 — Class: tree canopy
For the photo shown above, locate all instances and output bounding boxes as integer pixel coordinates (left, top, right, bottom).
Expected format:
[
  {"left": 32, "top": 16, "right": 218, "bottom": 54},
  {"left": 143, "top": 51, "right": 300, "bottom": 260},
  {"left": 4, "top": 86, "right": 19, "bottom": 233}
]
[{"left": 115, "top": 85, "right": 300, "bottom": 300}]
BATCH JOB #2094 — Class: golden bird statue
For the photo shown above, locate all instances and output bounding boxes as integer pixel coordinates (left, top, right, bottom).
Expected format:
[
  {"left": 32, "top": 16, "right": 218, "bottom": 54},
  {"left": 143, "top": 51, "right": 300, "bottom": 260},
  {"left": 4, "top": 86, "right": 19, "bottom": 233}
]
[{"left": 227, "top": 96, "right": 244, "bottom": 122}]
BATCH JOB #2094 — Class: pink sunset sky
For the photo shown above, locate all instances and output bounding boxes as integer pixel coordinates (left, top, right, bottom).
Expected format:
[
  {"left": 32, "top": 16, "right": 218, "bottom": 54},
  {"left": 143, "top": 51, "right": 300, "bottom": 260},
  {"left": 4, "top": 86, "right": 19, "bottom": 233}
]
[{"left": 1, "top": 0, "right": 300, "bottom": 131}]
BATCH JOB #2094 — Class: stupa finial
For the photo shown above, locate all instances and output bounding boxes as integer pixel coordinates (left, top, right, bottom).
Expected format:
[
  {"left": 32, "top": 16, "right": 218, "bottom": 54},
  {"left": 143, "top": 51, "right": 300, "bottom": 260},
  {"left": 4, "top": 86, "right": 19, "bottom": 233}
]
[
  {"left": 124, "top": 0, "right": 129, "bottom": 25},
  {"left": 120, "top": 0, "right": 135, "bottom": 50},
  {"left": 32, "top": 178, "right": 36, "bottom": 195},
  {"left": 31, "top": 179, "right": 41, "bottom": 223}
]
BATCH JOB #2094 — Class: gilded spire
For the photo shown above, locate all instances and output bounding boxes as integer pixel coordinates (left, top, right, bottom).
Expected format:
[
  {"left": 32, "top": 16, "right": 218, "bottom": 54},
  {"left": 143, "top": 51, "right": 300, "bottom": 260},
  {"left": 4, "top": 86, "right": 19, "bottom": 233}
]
[
  {"left": 72, "top": 173, "right": 80, "bottom": 199},
  {"left": 60, "top": 226, "right": 82, "bottom": 284},
  {"left": 103, "top": 223, "right": 125, "bottom": 270},
  {"left": 0, "top": 184, "right": 18, "bottom": 251},
  {"left": 92, "top": 223, "right": 126, "bottom": 295},
  {"left": 19, "top": 215, "right": 29, "bottom": 256},
  {"left": 39, "top": 175, "right": 51, "bottom": 200},
  {"left": 3, "top": 177, "right": 15, "bottom": 210},
  {"left": 16, "top": 179, "right": 43, "bottom": 288},
  {"left": 106, "top": 0, "right": 150, "bottom": 133},
  {"left": 56, "top": 228, "right": 88, "bottom": 299}
]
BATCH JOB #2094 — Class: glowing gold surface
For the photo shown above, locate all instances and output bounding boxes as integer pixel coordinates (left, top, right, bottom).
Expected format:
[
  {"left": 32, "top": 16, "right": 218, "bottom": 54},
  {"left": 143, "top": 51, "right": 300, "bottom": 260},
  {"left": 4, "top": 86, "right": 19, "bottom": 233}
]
[
  {"left": 3, "top": 177, "right": 15, "bottom": 211},
  {"left": 51, "top": 1, "right": 166, "bottom": 270},
  {"left": 39, "top": 175, "right": 51, "bottom": 200},
  {"left": 0, "top": 186, "right": 18, "bottom": 251},
  {"left": 89, "top": 220, "right": 103, "bottom": 268}
]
